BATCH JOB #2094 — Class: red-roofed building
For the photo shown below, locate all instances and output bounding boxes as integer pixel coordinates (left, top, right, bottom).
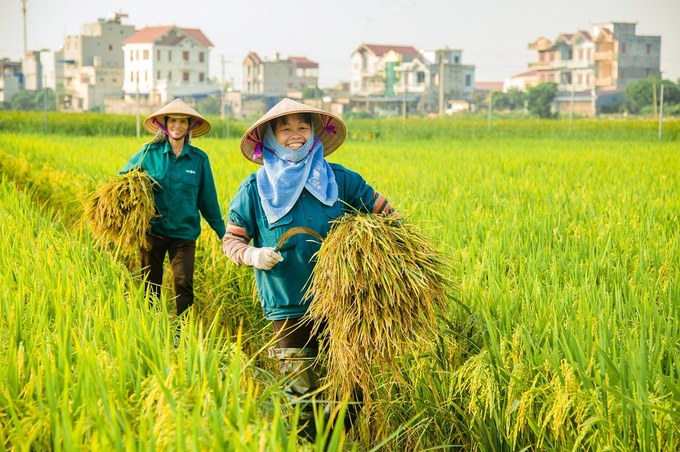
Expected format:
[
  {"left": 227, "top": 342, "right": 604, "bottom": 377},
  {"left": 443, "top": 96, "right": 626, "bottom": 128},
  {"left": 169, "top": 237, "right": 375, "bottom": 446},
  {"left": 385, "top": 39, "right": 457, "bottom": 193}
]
[
  {"left": 121, "top": 25, "right": 218, "bottom": 104},
  {"left": 242, "top": 52, "right": 318, "bottom": 97},
  {"left": 350, "top": 44, "right": 476, "bottom": 114}
]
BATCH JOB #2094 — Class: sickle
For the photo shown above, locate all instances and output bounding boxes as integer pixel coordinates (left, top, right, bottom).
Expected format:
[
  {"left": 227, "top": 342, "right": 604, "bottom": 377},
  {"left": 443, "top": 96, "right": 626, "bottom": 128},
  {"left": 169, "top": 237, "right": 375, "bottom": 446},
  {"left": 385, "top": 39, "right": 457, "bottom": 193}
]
[{"left": 273, "top": 227, "right": 324, "bottom": 253}]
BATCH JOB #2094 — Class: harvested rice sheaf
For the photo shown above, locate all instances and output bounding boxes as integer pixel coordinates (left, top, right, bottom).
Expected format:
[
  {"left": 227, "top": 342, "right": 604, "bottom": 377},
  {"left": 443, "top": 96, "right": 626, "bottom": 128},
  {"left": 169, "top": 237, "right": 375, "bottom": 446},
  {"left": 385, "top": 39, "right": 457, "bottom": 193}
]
[
  {"left": 306, "top": 212, "right": 451, "bottom": 404},
  {"left": 84, "top": 167, "right": 156, "bottom": 252}
]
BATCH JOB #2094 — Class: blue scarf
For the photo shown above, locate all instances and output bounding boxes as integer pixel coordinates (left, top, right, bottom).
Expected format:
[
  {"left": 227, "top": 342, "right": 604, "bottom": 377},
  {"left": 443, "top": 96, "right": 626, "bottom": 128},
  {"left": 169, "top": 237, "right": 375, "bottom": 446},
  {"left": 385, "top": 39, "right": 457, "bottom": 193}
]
[{"left": 256, "top": 124, "right": 338, "bottom": 224}]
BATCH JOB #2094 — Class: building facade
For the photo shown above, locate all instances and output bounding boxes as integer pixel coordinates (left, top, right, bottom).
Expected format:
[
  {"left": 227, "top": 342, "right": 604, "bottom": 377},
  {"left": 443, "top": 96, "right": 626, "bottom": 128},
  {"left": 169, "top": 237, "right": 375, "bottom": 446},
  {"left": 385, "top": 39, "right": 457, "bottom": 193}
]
[
  {"left": 242, "top": 52, "right": 319, "bottom": 97},
  {"left": 121, "top": 25, "right": 218, "bottom": 105},
  {"left": 528, "top": 22, "right": 661, "bottom": 92},
  {"left": 62, "top": 13, "right": 135, "bottom": 111},
  {"left": 350, "top": 44, "right": 475, "bottom": 113}
]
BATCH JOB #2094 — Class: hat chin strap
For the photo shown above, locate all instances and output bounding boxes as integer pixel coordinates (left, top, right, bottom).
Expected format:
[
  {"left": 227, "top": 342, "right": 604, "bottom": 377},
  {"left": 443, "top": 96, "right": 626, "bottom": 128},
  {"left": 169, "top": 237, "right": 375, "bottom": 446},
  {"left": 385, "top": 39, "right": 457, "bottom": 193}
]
[{"left": 154, "top": 118, "right": 202, "bottom": 139}]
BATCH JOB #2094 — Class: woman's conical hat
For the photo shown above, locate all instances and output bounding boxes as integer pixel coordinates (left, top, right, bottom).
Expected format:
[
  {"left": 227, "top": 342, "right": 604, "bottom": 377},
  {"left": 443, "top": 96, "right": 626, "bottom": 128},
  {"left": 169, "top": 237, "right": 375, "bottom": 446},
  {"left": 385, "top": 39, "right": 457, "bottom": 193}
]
[
  {"left": 143, "top": 98, "right": 211, "bottom": 138},
  {"left": 239, "top": 98, "right": 347, "bottom": 164}
]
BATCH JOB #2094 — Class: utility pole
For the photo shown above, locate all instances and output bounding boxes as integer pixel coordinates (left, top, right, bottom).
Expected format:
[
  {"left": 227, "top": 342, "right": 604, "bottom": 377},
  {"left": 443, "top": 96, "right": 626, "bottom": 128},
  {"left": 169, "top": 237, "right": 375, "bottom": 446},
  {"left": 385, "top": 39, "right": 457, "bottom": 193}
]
[
  {"left": 135, "top": 71, "right": 140, "bottom": 138},
  {"left": 438, "top": 50, "right": 445, "bottom": 117},
  {"left": 569, "top": 84, "right": 575, "bottom": 136},
  {"left": 402, "top": 70, "right": 408, "bottom": 124},
  {"left": 652, "top": 82, "right": 658, "bottom": 118},
  {"left": 659, "top": 84, "right": 664, "bottom": 140},
  {"left": 487, "top": 90, "right": 492, "bottom": 133},
  {"left": 21, "top": 0, "right": 28, "bottom": 54}
]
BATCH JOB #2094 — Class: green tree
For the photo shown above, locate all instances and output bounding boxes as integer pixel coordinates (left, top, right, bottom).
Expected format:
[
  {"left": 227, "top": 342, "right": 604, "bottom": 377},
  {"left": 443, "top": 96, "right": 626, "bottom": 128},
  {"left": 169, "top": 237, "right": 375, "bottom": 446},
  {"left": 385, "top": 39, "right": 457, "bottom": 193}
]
[
  {"left": 624, "top": 77, "right": 680, "bottom": 113},
  {"left": 527, "top": 82, "right": 558, "bottom": 118},
  {"left": 492, "top": 88, "right": 526, "bottom": 111},
  {"left": 11, "top": 91, "right": 36, "bottom": 111},
  {"left": 303, "top": 85, "right": 323, "bottom": 99},
  {"left": 33, "top": 88, "right": 56, "bottom": 111},
  {"left": 196, "top": 96, "right": 220, "bottom": 116}
]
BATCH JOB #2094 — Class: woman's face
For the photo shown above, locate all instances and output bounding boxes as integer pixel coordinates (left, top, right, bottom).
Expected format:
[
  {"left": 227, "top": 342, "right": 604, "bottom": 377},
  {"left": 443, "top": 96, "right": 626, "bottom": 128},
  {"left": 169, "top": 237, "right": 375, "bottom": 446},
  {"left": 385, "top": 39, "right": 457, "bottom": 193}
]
[
  {"left": 273, "top": 114, "right": 312, "bottom": 151},
  {"left": 166, "top": 116, "right": 189, "bottom": 141}
]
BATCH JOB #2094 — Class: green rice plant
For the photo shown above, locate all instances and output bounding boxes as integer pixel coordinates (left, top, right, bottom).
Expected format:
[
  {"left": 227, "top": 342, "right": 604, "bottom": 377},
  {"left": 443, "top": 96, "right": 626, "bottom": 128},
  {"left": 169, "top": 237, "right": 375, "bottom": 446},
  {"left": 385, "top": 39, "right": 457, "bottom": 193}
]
[{"left": 84, "top": 167, "right": 157, "bottom": 253}]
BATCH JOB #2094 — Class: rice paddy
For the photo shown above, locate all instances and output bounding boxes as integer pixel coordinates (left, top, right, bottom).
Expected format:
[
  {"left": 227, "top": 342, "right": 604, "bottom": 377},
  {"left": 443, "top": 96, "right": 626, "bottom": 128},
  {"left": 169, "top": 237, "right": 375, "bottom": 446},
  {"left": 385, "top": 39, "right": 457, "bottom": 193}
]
[{"left": 0, "top": 113, "right": 679, "bottom": 451}]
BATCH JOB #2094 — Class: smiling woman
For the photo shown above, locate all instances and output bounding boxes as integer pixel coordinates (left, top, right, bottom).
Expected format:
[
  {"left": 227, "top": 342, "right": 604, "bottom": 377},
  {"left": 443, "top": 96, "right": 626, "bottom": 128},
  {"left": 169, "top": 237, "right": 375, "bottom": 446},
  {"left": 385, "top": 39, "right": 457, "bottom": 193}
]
[{"left": 119, "top": 98, "right": 227, "bottom": 317}]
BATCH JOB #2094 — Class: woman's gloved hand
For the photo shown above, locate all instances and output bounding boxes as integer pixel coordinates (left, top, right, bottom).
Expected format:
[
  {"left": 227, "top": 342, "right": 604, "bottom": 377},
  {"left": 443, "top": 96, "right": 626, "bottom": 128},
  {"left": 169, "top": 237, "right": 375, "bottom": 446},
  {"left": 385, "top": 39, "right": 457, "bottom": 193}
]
[{"left": 242, "top": 246, "right": 284, "bottom": 270}]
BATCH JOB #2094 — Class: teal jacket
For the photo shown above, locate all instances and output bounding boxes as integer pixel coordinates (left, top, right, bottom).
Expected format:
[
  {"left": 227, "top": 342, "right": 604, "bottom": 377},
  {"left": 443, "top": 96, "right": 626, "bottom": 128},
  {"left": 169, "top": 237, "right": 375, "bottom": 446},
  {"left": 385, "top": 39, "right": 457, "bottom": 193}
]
[
  {"left": 120, "top": 140, "right": 226, "bottom": 240},
  {"left": 228, "top": 163, "right": 377, "bottom": 320}
]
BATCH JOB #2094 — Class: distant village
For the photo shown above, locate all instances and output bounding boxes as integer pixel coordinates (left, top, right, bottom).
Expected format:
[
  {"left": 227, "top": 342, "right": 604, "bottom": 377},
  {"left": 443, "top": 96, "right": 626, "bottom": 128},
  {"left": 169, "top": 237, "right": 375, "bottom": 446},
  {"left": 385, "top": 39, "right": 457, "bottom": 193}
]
[{"left": 0, "top": 12, "right": 662, "bottom": 118}]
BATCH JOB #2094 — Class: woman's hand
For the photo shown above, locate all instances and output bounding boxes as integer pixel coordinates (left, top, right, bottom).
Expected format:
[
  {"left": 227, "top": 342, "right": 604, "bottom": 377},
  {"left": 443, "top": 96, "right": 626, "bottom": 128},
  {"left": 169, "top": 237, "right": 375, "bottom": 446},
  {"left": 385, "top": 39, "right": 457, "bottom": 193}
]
[{"left": 242, "top": 246, "right": 284, "bottom": 270}]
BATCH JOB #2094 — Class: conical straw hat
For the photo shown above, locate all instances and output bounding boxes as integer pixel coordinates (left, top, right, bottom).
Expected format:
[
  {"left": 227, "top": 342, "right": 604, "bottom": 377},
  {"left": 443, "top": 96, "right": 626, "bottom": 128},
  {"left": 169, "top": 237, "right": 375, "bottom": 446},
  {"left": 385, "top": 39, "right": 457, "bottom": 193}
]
[
  {"left": 239, "top": 98, "right": 347, "bottom": 164},
  {"left": 143, "top": 98, "right": 211, "bottom": 138}
]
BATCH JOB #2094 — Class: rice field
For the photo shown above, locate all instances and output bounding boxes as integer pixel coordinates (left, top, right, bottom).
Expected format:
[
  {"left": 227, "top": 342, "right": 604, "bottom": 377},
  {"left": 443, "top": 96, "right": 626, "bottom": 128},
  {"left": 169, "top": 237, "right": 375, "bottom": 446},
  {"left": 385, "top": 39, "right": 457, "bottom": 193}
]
[{"left": 0, "top": 113, "right": 679, "bottom": 451}]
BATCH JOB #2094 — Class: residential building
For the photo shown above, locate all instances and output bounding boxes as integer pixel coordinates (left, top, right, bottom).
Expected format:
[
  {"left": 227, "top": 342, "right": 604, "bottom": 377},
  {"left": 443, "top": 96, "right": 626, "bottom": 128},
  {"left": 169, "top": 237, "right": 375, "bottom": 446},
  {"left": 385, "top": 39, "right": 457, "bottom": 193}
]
[
  {"left": 242, "top": 52, "right": 319, "bottom": 97},
  {"left": 350, "top": 44, "right": 421, "bottom": 97},
  {"left": 504, "top": 69, "right": 538, "bottom": 92},
  {"left": 592, "top": 22, "right": 660, "bottom": 90},
  {"left": 0, "top": 58, "right": 23, "bottom": 104},
  {"left": 350, "top": 44, "right": 475, "bottom": 113},
  {"left": 120, "top": 25, "right": 219, "bottom": 107},
  {"left": 528, "top": 22, "right": 660, "bottom": 92},
  {"left": 61, "top": 13, "right": 135, "bottom": 111}
]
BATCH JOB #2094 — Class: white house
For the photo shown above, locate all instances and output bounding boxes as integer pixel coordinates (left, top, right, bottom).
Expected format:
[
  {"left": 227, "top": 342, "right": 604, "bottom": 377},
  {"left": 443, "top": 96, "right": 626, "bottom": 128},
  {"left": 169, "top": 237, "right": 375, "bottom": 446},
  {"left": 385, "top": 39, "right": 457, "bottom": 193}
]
[{"left": 122, "top": 25, "right": 219, "bottom": 104}]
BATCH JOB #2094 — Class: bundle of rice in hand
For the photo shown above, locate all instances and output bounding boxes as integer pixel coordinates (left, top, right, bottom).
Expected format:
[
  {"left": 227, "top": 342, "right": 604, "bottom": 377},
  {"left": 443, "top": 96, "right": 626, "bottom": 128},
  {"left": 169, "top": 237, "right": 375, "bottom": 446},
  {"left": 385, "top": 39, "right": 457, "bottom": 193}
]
[
  {"left": 306, "top": 212, "right": 452, "bottom": 407},
  {"left": 85, "top": 167, "right": 157, "bottom": 253}
]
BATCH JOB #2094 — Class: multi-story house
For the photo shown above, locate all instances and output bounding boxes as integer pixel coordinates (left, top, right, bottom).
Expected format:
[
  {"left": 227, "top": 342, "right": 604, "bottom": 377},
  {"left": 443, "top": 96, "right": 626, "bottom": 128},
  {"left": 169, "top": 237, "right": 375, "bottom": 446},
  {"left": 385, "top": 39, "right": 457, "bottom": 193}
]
[
  {"left": 528, "top": 22, "right": 661, "bottom": 92},
  {"left": 0, "top": 58, "right": 23, "bottom": 104},
  {"left": 350, "top": 44, "right": 421, "bottom": 97},
  {"left": 121, "top": 25, "right": 218, "bottom": 105},
  {"left": 242, "top": 52, "right": 318, "bottom": 97},
  {"left": 592, "top": 22, "right": 660, "bottom": 90},
  {"left": 62, "top": 13, "right": 135, "bottom": 111},
  {"left": 350, "top": 44, "right": 475, "bottom": 113}
]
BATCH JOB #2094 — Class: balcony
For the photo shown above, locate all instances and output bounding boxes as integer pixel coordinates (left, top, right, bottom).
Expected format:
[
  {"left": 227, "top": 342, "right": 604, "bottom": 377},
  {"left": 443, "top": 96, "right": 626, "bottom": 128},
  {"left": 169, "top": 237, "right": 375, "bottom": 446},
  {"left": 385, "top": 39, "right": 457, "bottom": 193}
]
[
  {"left": 593, "top": 51, "right": 616, "bottom": 61},
  {"left": 596, "top": 77, "right": 613, "bottom": 87}
]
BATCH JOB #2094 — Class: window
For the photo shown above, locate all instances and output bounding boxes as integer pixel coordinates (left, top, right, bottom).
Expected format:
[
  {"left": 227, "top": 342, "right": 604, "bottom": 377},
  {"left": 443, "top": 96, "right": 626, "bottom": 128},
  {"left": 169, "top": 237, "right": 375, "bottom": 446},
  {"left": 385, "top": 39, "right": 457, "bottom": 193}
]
[
  {"left": 136, "top": 50, "right": 139, "bottom": 60},
  {"left": 620, "top": 43, "right": 626, "bottom": 54},
  {"left": 199, "top": 72, "right": 204, "bottom": 82},
  {"left": 157, "top": 50, "right": 161, "bottom": 61},
  {"left": 199, "top": 52, "right": 204, "bottom": 63},
  {"left": 129, "top": 51, "right": 133, "bottom": 62},
  {"left": 112, "top": 78, "right": 117, "bottom": 83},
  {"left": 169, "top": 51, "right": 172, "bottom": 61},
  {"left": 620, "top": 68, "right": 625, "bottom": 79},
  {"left": 417, "top": 72, "right": 425, "bottom": 83},
  {"left": 578, "top": 49, "right": 583, "bottom": 60},
  {"left": 130, "top": 71, "right": 134, "bottom": 82},
  {"left": 646, "top": 44, "right": 651, "bottom": 55},
  {"left": 646, "top": 68, "right": 651, "bottom": 77},
  {"left": 454, "top": 56, "right": 459, "bottom": 64},
  {"left": 183, "top": 51, "right": 189, "bottom": 61},
  {"left": 143, "top": 50, "right": 149, "bottom": 60},
  {"left": 183, "top": 72, "right": 189, "bottom": 81},
  {"left": 144, "top": 71, "right": 148, "bottom": 82},
  {"left": 157, "top": 70, "right": 161, "bottom": 80},
  {"left": 108, "top": 45, "right": 112, "bottom": 51},
  {"left": 168, "top": 71, "right": 172, "bottom": 81},
  {"left": 100, "top": 77, "right": 104, "bottom": 82},
  {"left": 465, "top": 74, "right": 471, "bottom": 86}
]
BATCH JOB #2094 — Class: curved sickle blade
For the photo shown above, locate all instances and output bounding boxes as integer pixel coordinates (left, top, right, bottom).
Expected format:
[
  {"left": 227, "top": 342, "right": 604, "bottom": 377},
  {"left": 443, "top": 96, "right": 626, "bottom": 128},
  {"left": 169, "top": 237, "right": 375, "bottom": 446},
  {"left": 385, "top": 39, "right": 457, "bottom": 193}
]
[{"left": 274, "top": 227, "right": 324, "bottom": 252}]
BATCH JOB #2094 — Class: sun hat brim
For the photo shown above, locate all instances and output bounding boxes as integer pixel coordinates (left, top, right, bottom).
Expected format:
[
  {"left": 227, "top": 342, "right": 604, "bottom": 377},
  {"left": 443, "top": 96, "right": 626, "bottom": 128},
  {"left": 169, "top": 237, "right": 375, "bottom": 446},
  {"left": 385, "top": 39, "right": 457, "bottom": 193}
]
[
  {"left": 143, "top": 98, "right": 211, "bottom": 138},
  {"left": 239, "top": 98, "right": 347, "bottom": 165}
]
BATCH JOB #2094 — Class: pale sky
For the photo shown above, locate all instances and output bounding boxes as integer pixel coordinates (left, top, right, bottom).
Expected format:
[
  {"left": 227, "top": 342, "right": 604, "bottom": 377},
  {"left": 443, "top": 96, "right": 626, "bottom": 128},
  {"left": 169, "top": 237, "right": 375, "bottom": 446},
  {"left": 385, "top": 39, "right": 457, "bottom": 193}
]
[{"left": 1, "top": 0, "right": 678, "bottom": 89}]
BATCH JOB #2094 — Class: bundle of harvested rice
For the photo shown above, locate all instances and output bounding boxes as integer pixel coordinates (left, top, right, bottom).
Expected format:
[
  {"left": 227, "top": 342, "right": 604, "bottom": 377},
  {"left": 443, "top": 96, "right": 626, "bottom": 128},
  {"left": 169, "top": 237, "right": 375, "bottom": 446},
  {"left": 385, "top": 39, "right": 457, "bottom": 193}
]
[
  {"left": 306, "top": 212, "right": 451, "bottom": 405},
  {"left": 84, "top": 167, "right": 156, "bottom": 252}
]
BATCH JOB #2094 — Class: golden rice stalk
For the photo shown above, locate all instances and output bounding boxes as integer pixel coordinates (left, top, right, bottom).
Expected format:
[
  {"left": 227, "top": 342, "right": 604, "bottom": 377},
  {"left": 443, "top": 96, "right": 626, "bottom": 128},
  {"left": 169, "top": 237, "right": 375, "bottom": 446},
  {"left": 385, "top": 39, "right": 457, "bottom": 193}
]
[
  {"left": 306, "top": 212, "right": 451, "bottom": 406},
  {"left": 84, "top": 167, "right": 156, "bottom": 252}
]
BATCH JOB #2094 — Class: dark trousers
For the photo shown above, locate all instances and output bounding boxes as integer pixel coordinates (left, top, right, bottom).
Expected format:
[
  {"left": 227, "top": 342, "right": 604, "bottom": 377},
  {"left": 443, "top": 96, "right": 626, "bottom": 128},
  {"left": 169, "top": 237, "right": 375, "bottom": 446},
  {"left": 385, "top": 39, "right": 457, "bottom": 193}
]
[{"left": 140, "top": 233, "right": 196, "bottom": 316}]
